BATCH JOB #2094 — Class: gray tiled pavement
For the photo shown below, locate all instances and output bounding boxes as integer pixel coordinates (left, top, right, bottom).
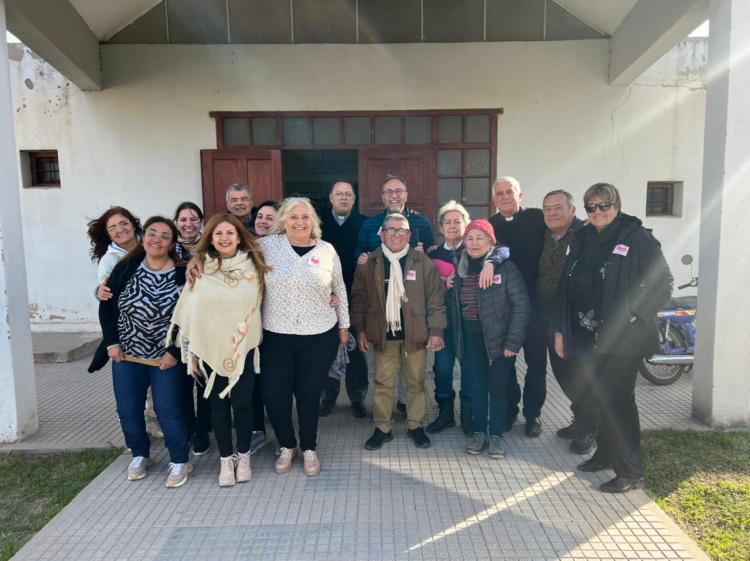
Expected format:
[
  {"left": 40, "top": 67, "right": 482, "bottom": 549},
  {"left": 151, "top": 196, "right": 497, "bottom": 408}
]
[{"left": 6, "top": 356, "right": 709, "bottom": 560}]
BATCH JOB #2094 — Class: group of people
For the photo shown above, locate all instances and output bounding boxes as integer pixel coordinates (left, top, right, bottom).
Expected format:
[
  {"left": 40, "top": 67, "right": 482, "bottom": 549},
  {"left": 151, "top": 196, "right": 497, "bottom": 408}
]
[{"left": 85, "top": 173, "right": 672, "bottom": 494}]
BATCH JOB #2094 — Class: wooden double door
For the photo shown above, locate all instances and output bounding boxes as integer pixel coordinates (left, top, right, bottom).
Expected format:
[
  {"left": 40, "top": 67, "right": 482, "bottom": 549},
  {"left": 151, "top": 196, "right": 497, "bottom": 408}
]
[{"left": 201, "top": 146, "right": 437, "bottom": 223}]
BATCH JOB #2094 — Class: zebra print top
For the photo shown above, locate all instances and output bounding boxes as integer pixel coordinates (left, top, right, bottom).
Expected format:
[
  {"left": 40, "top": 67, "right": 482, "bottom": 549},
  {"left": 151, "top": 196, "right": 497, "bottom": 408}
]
[{"left": 117, "top": 264, "right": 181, "bottom": 360}]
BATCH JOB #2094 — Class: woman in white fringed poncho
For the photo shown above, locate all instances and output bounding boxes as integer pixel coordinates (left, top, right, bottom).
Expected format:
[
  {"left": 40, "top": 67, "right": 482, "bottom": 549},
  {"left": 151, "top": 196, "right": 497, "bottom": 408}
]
[{"left": 169, "top": 213, "right": 270, "bottom": 488}]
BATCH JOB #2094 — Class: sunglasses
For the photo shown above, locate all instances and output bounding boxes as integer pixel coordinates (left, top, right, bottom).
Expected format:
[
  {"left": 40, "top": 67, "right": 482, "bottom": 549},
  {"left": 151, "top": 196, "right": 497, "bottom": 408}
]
[{"left": 584, "top": 202, "right": 614, "bottom": 213}]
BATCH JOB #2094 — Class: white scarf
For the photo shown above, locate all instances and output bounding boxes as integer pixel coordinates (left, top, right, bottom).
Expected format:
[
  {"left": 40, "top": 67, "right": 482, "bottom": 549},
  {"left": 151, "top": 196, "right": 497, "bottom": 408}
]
[{"left": 381, "top": 244, "right": 409, "bottom": 335}]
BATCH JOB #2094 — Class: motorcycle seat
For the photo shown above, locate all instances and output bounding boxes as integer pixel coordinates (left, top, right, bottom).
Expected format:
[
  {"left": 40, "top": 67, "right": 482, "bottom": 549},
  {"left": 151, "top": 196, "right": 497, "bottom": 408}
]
[{"left": 665, "top": 296, "right": 697, "bottom": 310}]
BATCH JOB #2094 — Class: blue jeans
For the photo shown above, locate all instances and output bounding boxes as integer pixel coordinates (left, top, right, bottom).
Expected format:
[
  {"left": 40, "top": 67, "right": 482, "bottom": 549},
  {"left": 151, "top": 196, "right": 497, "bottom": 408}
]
[
  {"left": 460, "top": 321, "right": 514, "bottom": 437},
  {"left": 433, "top": 327, "right": 463, "bottom": 401},
  {"left": 112, "top": 360, "right": 190, "bottom": 463}
]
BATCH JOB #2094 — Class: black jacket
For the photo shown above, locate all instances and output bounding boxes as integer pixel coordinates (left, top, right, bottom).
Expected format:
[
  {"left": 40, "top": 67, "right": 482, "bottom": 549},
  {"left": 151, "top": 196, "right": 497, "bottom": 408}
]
[
  {"left": 489, "top": 207, "right": 546, "bottom": 298},
  {"left": 320, "top": 209, "right": 366, "bottom": 294},
  {"left": 449, "top": 258, "right": 530, "bottom": 364},
  {"left": 88, "top": 254, "right": 185, "bottom": 372},
  {"left": 553, "top": 213, "right": 673, "bottom": 358}
]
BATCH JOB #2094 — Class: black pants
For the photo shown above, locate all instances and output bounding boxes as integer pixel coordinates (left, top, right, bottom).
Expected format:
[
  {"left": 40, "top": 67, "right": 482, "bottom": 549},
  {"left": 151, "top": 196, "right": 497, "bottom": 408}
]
[
  {"left": 260, "top": 327, "right": 340, "bottom": 451},
  {"left": 545, "top": 331, "right": 590, "bottom": 431},
  {"left": 205, "top": 354, "right": 255, "bottom": 457},
  {"left": 507, "top": 306, "right": 548, "bottom": 420},
  {"left": 251, "top": 381, "right": 266, "bottom": 433},
  {"left": 182, "top": 372, "right": 212, "bottom": 437},
  {"left": 321, "top": 345, "right": 368, "bottom": 404},
  {"left": 575, "top": 352, "right": 644, "bottom": 479}
]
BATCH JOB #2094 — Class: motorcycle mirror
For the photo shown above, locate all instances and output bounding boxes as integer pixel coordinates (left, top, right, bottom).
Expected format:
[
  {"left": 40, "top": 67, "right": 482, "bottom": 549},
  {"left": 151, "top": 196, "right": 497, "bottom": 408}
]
[{"left": 681, "top": 254, "right": 694, "bottom": 266}]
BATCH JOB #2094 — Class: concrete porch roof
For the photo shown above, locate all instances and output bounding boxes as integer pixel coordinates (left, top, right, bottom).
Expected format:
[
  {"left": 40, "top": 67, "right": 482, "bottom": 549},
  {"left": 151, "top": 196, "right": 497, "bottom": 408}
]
[{"left": 6, "top": 0, "right": 708, "bottom": 92}]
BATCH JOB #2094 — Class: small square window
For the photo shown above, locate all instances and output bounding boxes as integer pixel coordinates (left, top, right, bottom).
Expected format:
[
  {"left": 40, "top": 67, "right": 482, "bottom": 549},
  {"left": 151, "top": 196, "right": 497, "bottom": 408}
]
[
  {"left": 646, "top": 181, "right": 682, "bottom": 217},
  {"left": 22, "top": 150, "right": 60, "bottom": 187}
]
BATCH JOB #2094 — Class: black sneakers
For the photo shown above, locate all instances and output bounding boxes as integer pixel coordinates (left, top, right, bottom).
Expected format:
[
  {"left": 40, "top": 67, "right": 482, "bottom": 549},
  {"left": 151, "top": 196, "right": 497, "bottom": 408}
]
[
  {"left": 364, "top": 428, "right": 393, "bottom": 450},
  {"left": 319, "top": 400, "right": 335, "bottom": 417},
  {"left": 407, "top": 428, "right": 432, "bottom": 449}
]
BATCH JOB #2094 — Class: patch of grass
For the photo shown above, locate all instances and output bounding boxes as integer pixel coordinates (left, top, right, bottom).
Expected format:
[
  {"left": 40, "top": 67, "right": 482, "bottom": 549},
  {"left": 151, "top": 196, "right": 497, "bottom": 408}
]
[
  {"left": 642, "top": 430, "right": 750, "bottom": 561},
  {"left": 0, "top": 449, "right": 121, "bottom": 561}
]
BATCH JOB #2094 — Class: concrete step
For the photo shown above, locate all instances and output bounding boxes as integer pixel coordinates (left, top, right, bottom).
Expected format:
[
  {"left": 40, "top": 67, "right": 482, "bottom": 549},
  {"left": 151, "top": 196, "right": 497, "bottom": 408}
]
[{"left": 32, "top": 332, "right": 101, "bottom": 364}]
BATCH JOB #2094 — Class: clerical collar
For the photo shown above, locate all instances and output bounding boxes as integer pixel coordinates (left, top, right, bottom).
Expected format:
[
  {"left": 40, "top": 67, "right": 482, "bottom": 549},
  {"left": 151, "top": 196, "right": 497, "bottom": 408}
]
[{"left": 332, "top": 210, "right": 350, "bottom": 226}]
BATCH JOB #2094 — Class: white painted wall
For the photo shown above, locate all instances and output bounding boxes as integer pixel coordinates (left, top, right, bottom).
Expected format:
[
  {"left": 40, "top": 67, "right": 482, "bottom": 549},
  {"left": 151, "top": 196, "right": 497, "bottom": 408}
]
[{"left": 9, "top": 39, "right": 706, "bottom": 330}]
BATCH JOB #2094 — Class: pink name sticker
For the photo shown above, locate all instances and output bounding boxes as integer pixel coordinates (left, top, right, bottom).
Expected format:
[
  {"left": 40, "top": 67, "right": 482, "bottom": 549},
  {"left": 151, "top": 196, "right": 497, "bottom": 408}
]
[
  {"left": 492, "top": 274, "right": 502, "bottom": 285},
  {"left": 406, "top": 270, "right": 417, "bottom": 281},
  {"left": 612, "top": 244, "right": 630, "bottom": 256},
  {"left": 309, "top": 255, "right": 321, "bottom": 267}
]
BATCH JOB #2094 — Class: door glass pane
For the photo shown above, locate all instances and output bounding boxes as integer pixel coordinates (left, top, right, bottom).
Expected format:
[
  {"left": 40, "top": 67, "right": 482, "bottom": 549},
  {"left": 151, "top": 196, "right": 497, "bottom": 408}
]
[
  {"left": 465, "top": 115, "right": 490, "bottom": 143},
  {"left": 464, "top": 178, "right": 490, "bottom": 204},
  {"left": 438, "top": 150, "right": 461, "bottom": 177},
  {"left": 466, "top": 206, "right": 489, "bottom": 220},
  {"left": 344, "top": 117, "right": 371, "bottom": 144},
  {"left": 313, "top": 117, "right": 340, "bottom": 145},
  {"left": 252, "top": 118, "right": 277, "bottom": 145},
  {"left": 438, "top": 115, "right": 462, "bottom": 143},
  {"left": 438, "top": 179, "right": 462, "bottom": 204},
  {"left": 465, "top": 149, "right": 490, "bottom": 176},
  {"left": 223, "top": 118, "right": 249, "bottom": 145},
  {"left": 283, "top": 117, "right": 311, "bottom": 145},
  {"left": 405, "top": 116, "right": 432, "bottom": 144},
  {"left": 374, "top": 117, "right": 401, "bottom": 144}
]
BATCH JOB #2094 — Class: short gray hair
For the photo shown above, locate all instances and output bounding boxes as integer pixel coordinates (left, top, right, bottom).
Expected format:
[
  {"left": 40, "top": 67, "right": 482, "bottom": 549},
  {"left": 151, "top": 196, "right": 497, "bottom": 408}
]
[
  {"left": 382, "top": 213, "right": 410, "bottom": 229},
  {"left": 270, "top": 197, "right": 323, "bottom": 239},
  {"left": 226, "top": 183, "right": 252, "bottom": 201},
  {"left": 493, "top": 176, "right": 521, "bottom": 194},
  {"left": 438, "top": 200, "right": 470, "bottom": 226},
  {"left": 543, "top": 189, "right": 575, "bottom": 208}
]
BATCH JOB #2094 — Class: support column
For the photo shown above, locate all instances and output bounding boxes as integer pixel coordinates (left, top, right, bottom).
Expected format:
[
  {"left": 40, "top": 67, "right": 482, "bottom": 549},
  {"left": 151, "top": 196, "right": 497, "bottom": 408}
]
[
  {"left": 0, "top": 0, "right": 38, "bottom": 442},
  {"left": 693, "top": 0, "right": 750, "bottom": 426}
]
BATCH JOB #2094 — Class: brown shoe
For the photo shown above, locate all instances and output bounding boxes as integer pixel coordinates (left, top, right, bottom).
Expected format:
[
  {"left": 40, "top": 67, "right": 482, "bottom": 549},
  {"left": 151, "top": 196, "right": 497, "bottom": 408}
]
[
  {"left": 302, "top": 450, "right": 321, "bottom": 477},
  {"left": 236, "top": 452, "right": 252, "bottom": 483},
  {"left": 275, "top": 447, "right": 296, "bottom": 474}
]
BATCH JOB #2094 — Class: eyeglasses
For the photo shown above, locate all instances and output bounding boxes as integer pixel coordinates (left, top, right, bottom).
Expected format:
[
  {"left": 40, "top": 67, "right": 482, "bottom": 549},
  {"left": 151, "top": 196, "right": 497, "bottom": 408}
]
[
  {"left": 106, "top": 220, "right": 131, "bottom": 233},
  {"left": 144, "top": 229, "right": 173, "bottom": 241},
  {"left": 333, "top": 192, "right": 354, "bottom": 199},
  {"left": 584, "top": 202, "right": 614, "bottom": 213},
  {"left": 383, "top": 227, "right": 409, "bottom": 236},
  {"left": 382, "top": 189, "right": 407, "bottom": 197}
]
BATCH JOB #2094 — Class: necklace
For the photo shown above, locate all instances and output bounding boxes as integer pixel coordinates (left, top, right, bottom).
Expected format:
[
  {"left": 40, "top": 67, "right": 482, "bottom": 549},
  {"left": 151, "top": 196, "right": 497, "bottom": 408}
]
[{"left": 144, "top": 258, "right": 172, "bottom": 272}]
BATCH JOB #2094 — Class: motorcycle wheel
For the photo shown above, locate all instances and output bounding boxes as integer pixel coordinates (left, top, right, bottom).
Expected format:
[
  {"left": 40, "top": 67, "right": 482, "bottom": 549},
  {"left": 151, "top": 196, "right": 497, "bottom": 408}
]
[{"left": 639, "top": 327, "right": 689, "bottom": 386}]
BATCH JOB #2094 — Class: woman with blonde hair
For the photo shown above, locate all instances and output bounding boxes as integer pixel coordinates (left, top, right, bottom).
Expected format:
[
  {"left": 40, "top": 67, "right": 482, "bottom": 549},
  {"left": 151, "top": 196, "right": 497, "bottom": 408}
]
[
  {"left": 169, "top": 213, "right": 269, "bottom": 487},
  {"left": 258, "top": 197, "right": 349, "bottom": 477}
]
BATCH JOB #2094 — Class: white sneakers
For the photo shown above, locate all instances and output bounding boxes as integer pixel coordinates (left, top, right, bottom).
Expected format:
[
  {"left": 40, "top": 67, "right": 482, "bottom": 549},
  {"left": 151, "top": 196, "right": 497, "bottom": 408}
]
[
  {"left": 127, "top": 456, "right": 150, "bottom": 481},
  {"left": 165, "top": 462, "right": 192, "bottom": 488}
]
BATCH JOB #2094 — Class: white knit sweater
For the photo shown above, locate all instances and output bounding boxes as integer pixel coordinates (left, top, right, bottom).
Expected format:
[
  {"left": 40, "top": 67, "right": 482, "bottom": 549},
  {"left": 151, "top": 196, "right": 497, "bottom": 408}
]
[{"left": 259, "top": 234, "right": 350, "bottom": 335}]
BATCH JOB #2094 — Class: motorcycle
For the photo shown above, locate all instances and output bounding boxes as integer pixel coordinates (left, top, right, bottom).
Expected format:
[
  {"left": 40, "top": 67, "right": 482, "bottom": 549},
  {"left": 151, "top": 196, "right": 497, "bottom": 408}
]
[{"left": 639, "top": 254, "right": 698, "bottom": 385}]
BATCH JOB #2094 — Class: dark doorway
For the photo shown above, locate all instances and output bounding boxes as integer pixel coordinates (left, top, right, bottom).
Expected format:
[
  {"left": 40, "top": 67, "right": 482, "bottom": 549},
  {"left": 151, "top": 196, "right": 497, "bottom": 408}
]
[{"left": 282, "top": 150, "right": 358, "bottom": 214}]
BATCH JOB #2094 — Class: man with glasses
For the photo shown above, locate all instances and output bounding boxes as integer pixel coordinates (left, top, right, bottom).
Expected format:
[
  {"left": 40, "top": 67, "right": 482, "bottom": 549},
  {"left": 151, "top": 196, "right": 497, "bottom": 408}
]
[
  {"left": 355, "top": 175, "right": 435, "bottom": 258},
  {"left": 319, "top": 181, "right": 369, "bottom": 418},
  {"left": 536, "top": 190, "right": 593, "bottom": 454},
  {"left": 225, "top": 183, "right": 254, "bottom": 231},
  {"left": 488, "top": 177, "right": 548, "bottom": 438},
  {"left": 352, "top": 214, "right": 445, "bottom": 450}
]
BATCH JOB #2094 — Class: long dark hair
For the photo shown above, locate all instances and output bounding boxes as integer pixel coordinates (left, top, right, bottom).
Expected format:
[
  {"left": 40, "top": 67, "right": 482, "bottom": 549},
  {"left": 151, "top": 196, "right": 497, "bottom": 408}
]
[
  {"left": 121, "top": 216, "right": 182, "bottom": 265},
  {"left": 193, "top": 213, "right": 270, "bottom": 296},
  {"left": 87, "top": 206, "right": 142, "bottom": 262}
]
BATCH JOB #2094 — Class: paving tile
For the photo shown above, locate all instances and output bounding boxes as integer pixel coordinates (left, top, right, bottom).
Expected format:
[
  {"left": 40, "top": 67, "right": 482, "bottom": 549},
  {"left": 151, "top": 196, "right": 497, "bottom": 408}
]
[{"left": 6, "top": 355, "right": 709, "bottom": 560}]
